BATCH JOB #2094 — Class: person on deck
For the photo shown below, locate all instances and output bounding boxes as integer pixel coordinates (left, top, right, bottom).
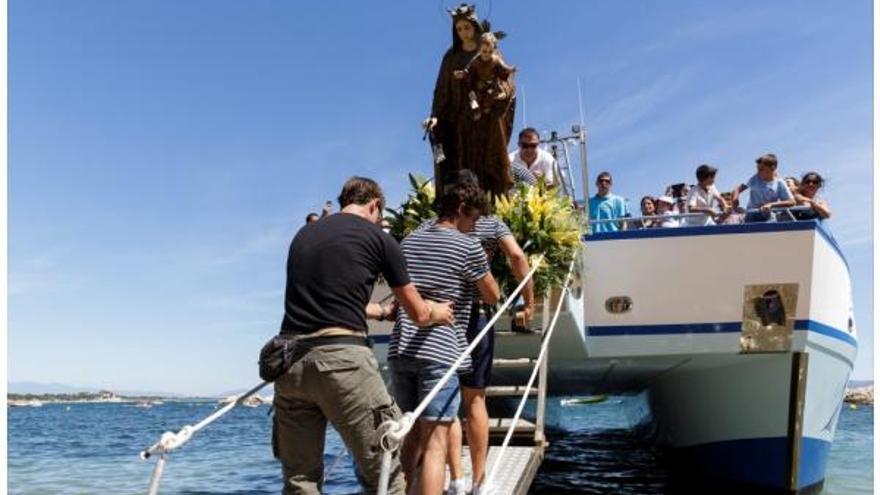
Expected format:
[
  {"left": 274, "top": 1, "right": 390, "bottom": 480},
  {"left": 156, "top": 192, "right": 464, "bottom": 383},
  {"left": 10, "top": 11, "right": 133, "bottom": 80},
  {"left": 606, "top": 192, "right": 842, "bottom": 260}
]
[
  {"left": 273, "top": 177, "right": 454, "bottom": 495},
  {"left": 655, "top": 195, "right": 680, "bottom": 228},
  {"left": 734, "top": 153, "right": 795, "bottom": 222},
  {"left": 509, "top": 128, "right": 556, "bottom": 188},
  {"left": 588, "top": 171, "right": 629, "bottom": 232},
  {"left": 390, "top": 178, "right": 501, "bottom": 495},
  {"left": 684, "top": 164, "right": 729, "bottom": 226},
  {"left": 635, "top": 195, "right": 658, "bottom": 229},
  {"left": 435, "top": 172, "right": 535, "bottom": 495},
  {"left": 792, "top": 171, "right": 832, "bottom": 220}
]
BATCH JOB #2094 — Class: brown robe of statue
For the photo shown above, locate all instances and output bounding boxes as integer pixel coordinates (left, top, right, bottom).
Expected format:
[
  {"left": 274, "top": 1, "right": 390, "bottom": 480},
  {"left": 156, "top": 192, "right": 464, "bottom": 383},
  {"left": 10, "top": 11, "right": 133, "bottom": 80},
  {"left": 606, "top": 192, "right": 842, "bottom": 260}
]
[{"left": 457, "top": 56, "right": 516, "bottom": 198}]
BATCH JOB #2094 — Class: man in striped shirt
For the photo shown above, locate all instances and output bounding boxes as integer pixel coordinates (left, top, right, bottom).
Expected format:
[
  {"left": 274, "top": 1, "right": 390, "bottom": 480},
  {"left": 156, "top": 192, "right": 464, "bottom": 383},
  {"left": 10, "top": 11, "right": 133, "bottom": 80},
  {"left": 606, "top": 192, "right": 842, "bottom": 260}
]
[
  {"left": 389, "top": 178, "right": 500, "bottom": 495},
  {"left": 441, "top": 171, "right": 535, "bottom": 495}
]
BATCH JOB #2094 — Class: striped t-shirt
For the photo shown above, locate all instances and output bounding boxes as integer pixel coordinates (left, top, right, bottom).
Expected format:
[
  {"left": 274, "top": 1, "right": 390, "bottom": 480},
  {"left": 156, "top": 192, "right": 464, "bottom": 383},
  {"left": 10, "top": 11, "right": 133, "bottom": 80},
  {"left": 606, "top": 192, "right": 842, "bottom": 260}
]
[
  {"left": 418, "top": 216, "right": 512, "bottom": 262},
  {"left": 389, "top": 224, "right": 490, "bottom": 367}
]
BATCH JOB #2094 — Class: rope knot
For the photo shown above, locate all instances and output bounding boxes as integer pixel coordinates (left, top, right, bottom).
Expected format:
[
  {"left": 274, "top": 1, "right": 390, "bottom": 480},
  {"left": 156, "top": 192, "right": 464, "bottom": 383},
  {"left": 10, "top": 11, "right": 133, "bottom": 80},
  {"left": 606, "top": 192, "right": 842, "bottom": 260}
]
[{"left": 376, "top": 413, "right": 414, "bottom": 452}]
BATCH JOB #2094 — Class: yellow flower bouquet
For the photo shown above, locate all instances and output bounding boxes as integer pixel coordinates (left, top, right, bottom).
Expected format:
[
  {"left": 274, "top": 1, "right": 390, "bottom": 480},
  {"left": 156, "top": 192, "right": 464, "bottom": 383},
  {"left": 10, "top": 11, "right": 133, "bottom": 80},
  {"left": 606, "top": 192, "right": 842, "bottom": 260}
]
[{"left": 494, "top": 183, "right": 583, "bottom": 296}]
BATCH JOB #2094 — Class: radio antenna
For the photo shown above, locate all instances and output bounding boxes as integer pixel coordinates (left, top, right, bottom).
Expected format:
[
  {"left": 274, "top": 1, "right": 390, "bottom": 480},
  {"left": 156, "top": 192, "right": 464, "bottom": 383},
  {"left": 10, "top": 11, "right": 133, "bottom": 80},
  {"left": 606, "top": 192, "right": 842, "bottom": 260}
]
[{"left": 577, "top": 77, "right": 585, "bottom": 129}]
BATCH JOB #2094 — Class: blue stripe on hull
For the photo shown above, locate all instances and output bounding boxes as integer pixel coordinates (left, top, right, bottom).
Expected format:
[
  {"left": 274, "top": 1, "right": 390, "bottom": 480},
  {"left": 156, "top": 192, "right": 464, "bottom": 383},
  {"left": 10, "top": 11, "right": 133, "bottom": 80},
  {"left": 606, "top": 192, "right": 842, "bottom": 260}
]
[
  {"left": 676, "top": 436, "right": 830, "bottom": 491},
  {"left": 586, "top": 319, "right": 857, "bottom": 349}
]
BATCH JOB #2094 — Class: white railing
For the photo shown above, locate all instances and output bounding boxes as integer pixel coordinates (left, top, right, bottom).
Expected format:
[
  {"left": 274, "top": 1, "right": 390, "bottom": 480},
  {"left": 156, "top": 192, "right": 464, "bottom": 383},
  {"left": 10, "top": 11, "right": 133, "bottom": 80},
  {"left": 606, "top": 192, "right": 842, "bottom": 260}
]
[
  {"left": 484, "top": 259, "right": 576, "bottom": 489},
  {"left": 376, "top": 254, "right": 546, "bottom": 495},
  {"left": 588, "top": 205, "right": 817, "bottom": 230}
]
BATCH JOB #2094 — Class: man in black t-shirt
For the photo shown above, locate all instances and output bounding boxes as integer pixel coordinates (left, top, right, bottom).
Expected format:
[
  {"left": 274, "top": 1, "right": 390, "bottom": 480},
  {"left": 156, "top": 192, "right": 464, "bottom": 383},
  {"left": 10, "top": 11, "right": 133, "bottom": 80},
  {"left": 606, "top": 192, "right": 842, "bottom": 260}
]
[{"left": 273, "top": 177, "right": 454, "bottom": 495}]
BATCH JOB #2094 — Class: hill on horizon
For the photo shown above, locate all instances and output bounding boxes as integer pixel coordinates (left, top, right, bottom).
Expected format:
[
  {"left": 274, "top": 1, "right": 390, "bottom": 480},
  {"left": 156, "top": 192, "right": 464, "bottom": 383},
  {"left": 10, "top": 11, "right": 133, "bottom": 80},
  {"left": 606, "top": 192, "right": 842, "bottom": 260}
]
[{"left": 8, "top": 381, "right": 184, "bottom": 397}]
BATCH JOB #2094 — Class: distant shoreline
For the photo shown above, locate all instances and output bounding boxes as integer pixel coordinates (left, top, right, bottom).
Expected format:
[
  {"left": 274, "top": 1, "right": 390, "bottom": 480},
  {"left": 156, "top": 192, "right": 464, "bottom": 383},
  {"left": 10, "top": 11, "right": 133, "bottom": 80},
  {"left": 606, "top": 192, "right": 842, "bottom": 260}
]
[{"left": 7, "top": 391, "right": 218, "bottom": 406}]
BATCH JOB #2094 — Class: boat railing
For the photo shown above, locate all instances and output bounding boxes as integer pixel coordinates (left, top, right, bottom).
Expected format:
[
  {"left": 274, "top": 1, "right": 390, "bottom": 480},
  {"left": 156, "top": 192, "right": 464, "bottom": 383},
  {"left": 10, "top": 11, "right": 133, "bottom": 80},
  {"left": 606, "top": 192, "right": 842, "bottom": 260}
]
[{"left": 587, "top": 205, "right": 816, "bottom": 230}]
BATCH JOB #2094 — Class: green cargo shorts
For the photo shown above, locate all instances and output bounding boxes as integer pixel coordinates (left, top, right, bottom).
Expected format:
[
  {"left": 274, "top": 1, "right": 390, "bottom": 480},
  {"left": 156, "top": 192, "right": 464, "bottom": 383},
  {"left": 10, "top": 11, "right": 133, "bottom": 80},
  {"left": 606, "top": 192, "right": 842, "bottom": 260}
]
[{"left": 273, "top": 344, "right": 405, "bottom": 495}]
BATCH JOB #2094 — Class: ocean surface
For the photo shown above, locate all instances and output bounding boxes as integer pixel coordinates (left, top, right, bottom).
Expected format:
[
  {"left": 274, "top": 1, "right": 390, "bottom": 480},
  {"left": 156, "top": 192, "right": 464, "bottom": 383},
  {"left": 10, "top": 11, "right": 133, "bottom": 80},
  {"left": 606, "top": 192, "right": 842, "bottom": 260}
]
[{"left": 8, "top": 396, "right": 872, "bottom": 494}]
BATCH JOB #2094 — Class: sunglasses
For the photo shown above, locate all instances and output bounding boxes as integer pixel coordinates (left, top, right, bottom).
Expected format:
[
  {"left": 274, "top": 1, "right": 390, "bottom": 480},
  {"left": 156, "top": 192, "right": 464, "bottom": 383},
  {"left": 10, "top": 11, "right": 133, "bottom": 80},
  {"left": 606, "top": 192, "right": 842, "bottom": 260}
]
[
  {"left": 803, "top": 179, "right": 820, "bottom": 186},
  {"left": 597, "top": 179, "right": 611, "bottom": 184},
  {"left": 519, "top": 142, "right": 538, "bottom": 149}
]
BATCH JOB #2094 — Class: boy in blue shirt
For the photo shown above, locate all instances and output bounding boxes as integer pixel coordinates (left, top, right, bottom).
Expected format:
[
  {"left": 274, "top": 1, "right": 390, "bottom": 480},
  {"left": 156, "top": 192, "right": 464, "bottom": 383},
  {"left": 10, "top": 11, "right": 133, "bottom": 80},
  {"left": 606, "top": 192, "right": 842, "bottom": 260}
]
[{"left": 734, "top": 153, "right": 796, "bottom": 222}]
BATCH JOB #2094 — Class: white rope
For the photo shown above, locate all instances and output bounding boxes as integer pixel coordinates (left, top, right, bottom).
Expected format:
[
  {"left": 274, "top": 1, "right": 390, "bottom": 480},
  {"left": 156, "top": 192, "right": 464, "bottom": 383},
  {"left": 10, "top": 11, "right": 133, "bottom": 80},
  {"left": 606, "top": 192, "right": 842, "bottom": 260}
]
[
  {"left": 141, "top": 381, "right": 270, "bottom": 459},
  {"left": 484, "top": 260, "right": 575, "bottom": 489},
  {"left": 140, "top": 381, "right": 271, "bottom": 494}
]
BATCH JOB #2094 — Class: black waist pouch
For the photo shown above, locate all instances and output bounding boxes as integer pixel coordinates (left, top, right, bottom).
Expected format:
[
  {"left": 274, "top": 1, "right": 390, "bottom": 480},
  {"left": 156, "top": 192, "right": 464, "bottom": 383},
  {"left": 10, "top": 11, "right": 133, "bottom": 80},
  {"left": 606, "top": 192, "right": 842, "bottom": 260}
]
[{"left": 259, "top": 335, "right": 299, "bottom": 382}]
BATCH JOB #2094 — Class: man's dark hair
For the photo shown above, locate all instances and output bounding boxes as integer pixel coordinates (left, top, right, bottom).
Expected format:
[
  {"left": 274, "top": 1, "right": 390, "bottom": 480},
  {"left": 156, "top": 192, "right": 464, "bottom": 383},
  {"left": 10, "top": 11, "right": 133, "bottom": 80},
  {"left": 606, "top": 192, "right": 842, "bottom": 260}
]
[
  {"left": 518, "top": 127, "right": 540, "bottom": 141},
  {"left": 756, "top": 153, "right": 778, "bottom": 169},
  {"left": 338, "top": 176, "right": 385, "bottom": 210},
  {"left": 305, "top": 213, "right": 319, "bottom": 224},
  {"left": 596, "top": 171, "right": 612, "bottom": 183},
  {"left": 696, "top": 164, "right": 718, "bottom": 182},
  {"left": 438, "top": 178, "right": 487, "bottom": 219}
]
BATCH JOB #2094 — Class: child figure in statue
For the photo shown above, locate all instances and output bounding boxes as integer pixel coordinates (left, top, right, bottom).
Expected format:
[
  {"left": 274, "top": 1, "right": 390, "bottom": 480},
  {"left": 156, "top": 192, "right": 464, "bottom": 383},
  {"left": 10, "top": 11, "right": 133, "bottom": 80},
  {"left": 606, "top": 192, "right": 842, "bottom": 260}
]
[
  {"left": 455, "top": 32, "right": 515, "bottom": 122},
  {"left": 454, "top": 27, "right": 516, "bottom": 198}
]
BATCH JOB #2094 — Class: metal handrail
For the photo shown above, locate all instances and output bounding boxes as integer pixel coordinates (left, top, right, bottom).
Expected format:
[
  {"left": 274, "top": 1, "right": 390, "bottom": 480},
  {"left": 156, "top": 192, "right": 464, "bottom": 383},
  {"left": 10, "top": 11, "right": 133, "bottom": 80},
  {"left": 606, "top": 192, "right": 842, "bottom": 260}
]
[{"left": 587, "top": 205, "right": 815, "bottom": 226}]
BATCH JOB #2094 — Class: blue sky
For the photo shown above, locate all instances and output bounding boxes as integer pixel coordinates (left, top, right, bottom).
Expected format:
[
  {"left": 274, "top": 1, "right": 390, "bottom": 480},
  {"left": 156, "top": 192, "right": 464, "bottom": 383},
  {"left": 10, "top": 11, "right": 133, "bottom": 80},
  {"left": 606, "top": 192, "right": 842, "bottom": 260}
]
[{"left": 9, "top": 0, "right": 872, "bottom": 395}]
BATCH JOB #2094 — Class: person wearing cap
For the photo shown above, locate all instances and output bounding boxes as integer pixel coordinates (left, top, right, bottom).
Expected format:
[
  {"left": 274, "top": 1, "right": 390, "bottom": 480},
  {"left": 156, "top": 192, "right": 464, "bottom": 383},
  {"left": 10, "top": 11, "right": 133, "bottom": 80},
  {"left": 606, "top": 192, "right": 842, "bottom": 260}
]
[
  {"left": 655, "top": 195, "right": 680, "bottom": 228},
  {"left": 734, "top": 153, "right": 795, "bottom": 222},
  {"left": 684, "top": 164, "right": 729, "bottom": 226},
  {"left": 588, "top": 171, "right": 629, "bottom": 232}
]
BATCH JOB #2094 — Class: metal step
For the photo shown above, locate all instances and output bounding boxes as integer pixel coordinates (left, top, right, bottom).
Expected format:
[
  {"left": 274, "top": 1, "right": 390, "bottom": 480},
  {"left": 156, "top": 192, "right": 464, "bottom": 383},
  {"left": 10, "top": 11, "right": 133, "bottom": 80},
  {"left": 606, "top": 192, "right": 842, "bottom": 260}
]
[
  {"left": 492, "top": 358, "right": 539, "bottom": 369},
  {"left": 487, "top": 417, "right": 536, "bottom": 435},
  {"left": 486, "top": 385, "right": 538, "bottom": 397}
]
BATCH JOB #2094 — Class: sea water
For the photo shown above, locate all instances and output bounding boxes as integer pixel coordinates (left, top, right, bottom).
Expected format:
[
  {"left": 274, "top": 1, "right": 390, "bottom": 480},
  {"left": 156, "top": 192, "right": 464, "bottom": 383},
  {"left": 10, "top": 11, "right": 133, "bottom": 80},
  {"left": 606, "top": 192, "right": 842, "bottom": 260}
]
[{"left": 7, "top": 398, "right": 872, "bottom": 494}]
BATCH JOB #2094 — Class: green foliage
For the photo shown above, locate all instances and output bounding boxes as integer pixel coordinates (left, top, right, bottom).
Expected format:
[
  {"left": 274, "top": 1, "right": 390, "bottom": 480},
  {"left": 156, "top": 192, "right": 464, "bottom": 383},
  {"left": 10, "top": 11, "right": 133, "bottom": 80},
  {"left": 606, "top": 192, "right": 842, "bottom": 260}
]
[
  {"left": 384, "top": 175, "right": 584, "bottom": 296},
  {"left": 385, "top": 174, "right": 437, "bottom": 241}
]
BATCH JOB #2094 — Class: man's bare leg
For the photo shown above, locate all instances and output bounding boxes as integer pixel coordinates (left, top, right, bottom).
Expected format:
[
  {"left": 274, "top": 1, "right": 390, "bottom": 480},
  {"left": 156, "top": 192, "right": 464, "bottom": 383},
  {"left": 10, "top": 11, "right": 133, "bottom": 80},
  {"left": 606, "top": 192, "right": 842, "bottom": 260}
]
[
  {"left": 462, "top": 386, "right": 489, "bottom": 487},
  {"left": 419, "top": 420, "right": 451, "bottom": 495}
]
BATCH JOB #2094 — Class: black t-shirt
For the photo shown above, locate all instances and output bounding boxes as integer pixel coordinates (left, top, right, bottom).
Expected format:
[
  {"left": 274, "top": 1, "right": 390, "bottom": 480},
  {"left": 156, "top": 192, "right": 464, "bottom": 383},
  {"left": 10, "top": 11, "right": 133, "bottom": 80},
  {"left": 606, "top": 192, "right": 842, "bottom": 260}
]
[{"left": 280, "top": 213, "right": 410, "bottom": 335}]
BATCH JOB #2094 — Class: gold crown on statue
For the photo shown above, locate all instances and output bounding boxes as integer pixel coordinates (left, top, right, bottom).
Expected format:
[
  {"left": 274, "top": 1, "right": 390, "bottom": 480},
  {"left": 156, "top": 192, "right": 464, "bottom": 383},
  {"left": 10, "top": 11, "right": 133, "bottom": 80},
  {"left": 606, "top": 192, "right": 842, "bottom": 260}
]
[{"left": 448, "top": 3, "right": 478, "bottom": 22}]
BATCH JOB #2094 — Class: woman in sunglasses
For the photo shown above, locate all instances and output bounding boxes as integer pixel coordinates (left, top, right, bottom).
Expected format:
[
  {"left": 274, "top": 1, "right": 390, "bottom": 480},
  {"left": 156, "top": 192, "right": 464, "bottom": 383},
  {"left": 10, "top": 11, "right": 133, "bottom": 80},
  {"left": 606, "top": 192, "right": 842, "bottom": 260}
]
[{"left": 792, "top": 171, "right": 832, "bottom": 220}]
